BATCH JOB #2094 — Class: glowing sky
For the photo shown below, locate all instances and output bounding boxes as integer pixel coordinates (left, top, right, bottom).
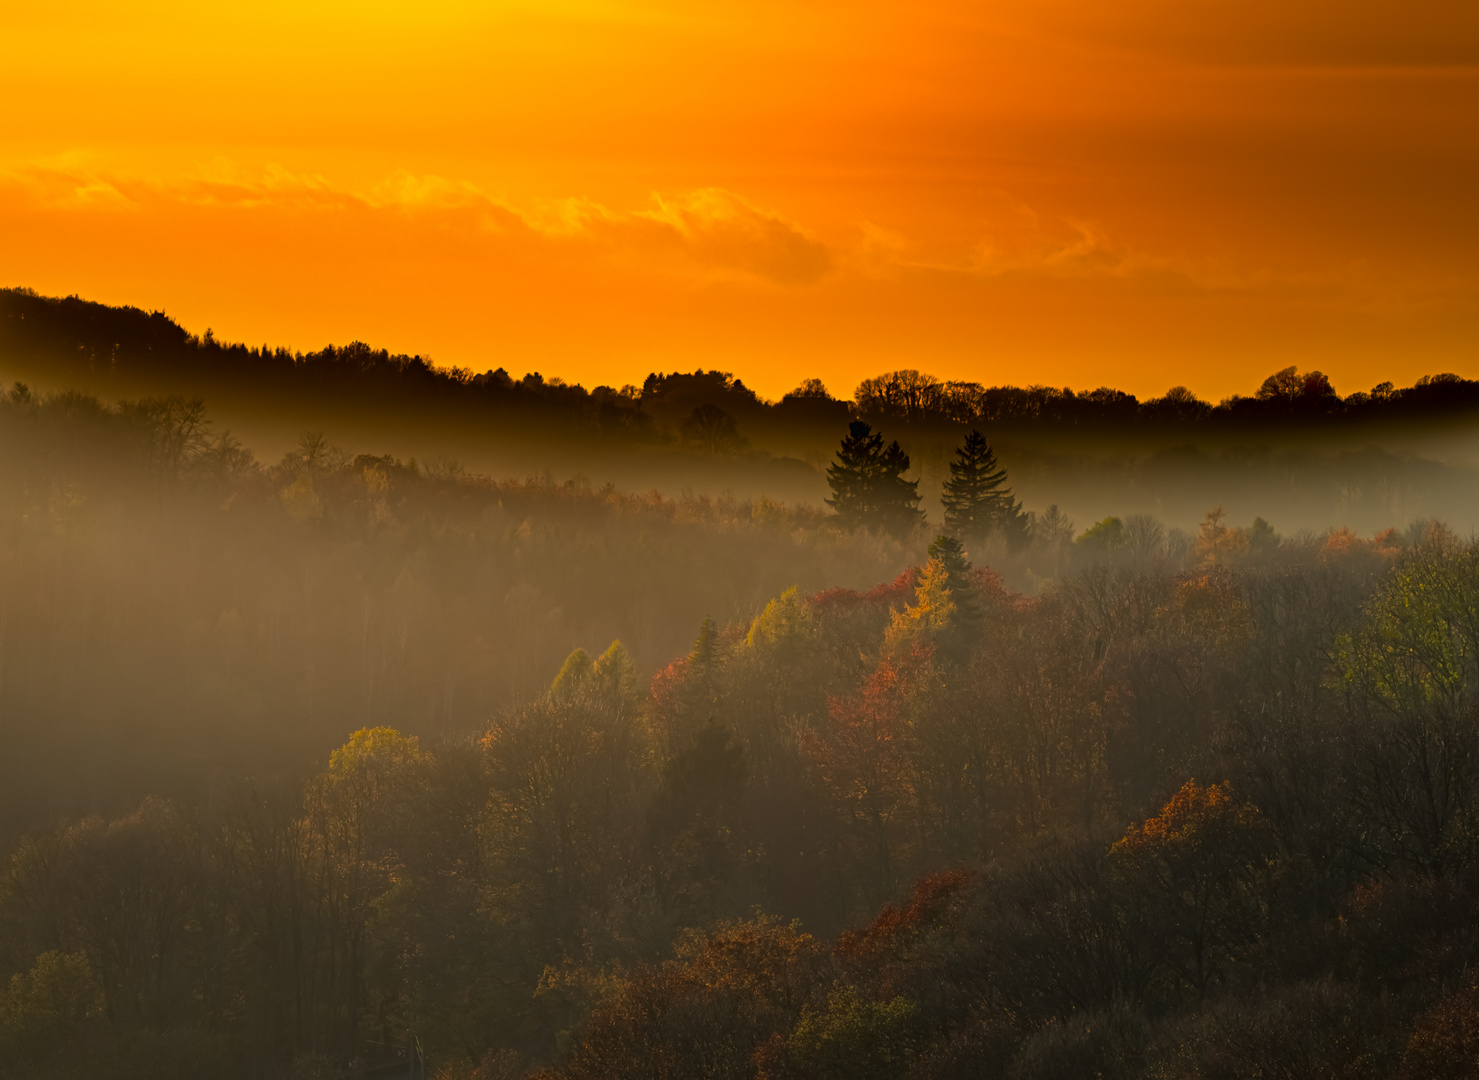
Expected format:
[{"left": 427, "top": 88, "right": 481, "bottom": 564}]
[{"left": 3, "top": 0, "right": 1476, "bottom": 400}]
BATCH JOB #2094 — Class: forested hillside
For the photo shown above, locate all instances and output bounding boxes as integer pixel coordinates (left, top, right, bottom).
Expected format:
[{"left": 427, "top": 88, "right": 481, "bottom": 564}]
[
  {"left": 5, "top": 447, "right": 1479, "bottom": 1074},
  {"left": 7, "top": 286, "right": 1479, "bottom": 532},
  {"left": 5, "top": 289, "right": 1479, "bottom": 1078},
  {"left": 0, "top": 385, "right": 914, "bottom": 832}
]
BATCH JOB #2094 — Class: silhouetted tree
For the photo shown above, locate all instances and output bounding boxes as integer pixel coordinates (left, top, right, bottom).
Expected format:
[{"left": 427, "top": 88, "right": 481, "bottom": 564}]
[
  {"left": 826, "top": 422, "right": 924, "bottom": 538},
  {"left": 787, "top": 379, "right": 830, "bottom": 399},
  {"left": 1140, "top": 385, "right": 1213, "bottom": 423},
  {"left": 681, "top": 404, "right": 748, "bottom": 456},
  {"left": 941, "top": 430, "right": 1025, "bottom": 547},
  {"left": 1257, "top": 366, "right": 1338, "bottom": 410},
  {"left": 854, "top": 369, "right": 945, "bottom": 421}
]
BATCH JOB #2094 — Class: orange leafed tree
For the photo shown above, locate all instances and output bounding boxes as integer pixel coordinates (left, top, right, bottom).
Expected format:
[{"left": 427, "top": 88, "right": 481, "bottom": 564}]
[
  {"left": 1109, "top": 780, "right": 1277, "bottom": 996},
  {"left": 801, "top": 658, "right": 919, "bottom": 902}
]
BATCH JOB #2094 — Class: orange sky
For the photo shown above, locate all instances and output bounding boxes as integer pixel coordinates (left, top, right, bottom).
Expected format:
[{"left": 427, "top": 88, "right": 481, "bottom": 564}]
[{"left": 2, "top": 0, "right": 1476, "bottom": 401}]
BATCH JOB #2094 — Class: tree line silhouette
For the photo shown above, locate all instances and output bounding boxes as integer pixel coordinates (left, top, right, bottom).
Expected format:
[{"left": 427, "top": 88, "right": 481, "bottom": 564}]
[{"left": 6, "top": 287, "right": 1479, "bottom": 447}]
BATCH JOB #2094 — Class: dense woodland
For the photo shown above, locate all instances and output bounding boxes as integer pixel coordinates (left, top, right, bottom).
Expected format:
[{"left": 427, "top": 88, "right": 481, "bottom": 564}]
[
  {"left": 0, "top": 385, "right": 919, "bottom": 832},
  {"left": 5, "top": 290, "right": 1479, "bottom": 1077},
  {"left": 4, "top": 388, "right": 1479, "bottom": 1076}
]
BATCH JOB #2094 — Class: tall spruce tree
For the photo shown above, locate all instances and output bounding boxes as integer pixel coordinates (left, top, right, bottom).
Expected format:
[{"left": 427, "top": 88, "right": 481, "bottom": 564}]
[
  {"left": 689, "top": 617, "right": 718, "bottom": 668},
  {"left": 826, "top": 421, "right": 880, "bottom": 528},
  {"left": 941, "top": 429, "right": 1025, "bottom": 545},
  {"left": 826, "top": 421, "right": 925, "bottom": 538}
]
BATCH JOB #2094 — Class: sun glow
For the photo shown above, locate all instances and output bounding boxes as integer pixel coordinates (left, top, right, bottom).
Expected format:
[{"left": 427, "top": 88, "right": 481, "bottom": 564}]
[{"left": 3, "top": 0, "right": 1476, "bottom": 398}]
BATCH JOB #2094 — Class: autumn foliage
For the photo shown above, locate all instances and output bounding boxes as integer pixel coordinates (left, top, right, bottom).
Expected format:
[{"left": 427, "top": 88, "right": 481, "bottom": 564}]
[{"left": 2, "top": 420, "right": 1477, "bottom": 1079}]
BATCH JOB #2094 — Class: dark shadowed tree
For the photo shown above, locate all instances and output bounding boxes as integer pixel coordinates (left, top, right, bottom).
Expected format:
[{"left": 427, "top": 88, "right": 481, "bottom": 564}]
[
  {"left": 1109, "top": 781, "right": 1277, "bottom": 997},
  {"left": 826, "top": 421, "right": 924, "bottom": 539},
  {"left": 1139, "top": 385, "right": 1212, "bottom": 424},
  {"left": 787, "top": 378, "right": 830, "bottom": 399},
  {"left": 940, "top": 429, "right": 1025, "bottom": 547},
  {"left": 680, "top": 404, "right": 748, "bottom": 456},
  {"left": 826, "top": 422, "right": 882, "bottom": 529},
  {"left": 1255, "top": 366, "right": 1338, "bottom": 413},
  {"left": 854, "top": 370, "right": 945, "bottom": 422}
]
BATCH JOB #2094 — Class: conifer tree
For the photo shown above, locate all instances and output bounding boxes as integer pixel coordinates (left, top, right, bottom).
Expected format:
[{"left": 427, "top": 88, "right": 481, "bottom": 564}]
[
  {"left": 593, "top": 640, "right": 641, "bottom": 704},
  {"left": 826, "top": 421, "right": 925, "bottom": 538},
  {"left": 552, "top": 647, "right": 594, "bottom": 693},
  {"left": 941, "top": 429, "right": 1025, "bottom": 545},
  {"left": 826, "top": 421, "right": 881, "bottom": 529},
  {"left": 926, "top": 533, "right": 982, "bottom": 629},
  {"left": 685, "top": 616, "right": 720, "bottom": 727},
  {"left": 927, "top": 533, "right": 971, "bottom": 580},
  {"left": 689, "top": 617, "right": 718, "bottom": 668},
  {"left": 875, "top": 438, "right": 925, "bottom": 539}
]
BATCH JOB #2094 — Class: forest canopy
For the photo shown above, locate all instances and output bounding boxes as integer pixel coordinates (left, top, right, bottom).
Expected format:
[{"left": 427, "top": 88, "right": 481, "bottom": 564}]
[
  {"left": 5, "top": 494, "right": 1479, "bottom": 1077},
  {"left": 4, "top": 287, "right": 1479, "bottom": 1078}
]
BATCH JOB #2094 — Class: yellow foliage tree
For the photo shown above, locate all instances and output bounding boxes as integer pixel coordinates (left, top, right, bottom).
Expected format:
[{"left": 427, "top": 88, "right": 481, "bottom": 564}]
[
  {"left": 884, "top": 557, "right": 956, "bottom": 654},
  {"left": 1196, "top": 506, "right": 1249, "bottom": 566}
]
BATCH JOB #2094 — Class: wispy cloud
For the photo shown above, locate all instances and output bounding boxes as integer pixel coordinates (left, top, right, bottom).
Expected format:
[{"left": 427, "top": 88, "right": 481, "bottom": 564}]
[
  {"left": 1, "top": 159, "right": 138, "bottom": 211},
  {"left": 624, "top": 189, "right": 834, "bottom": 284},
  {"left": 846, "top": 189, "right": 1270, "bottom": 292},
  {"left": 3, "top": 160, "right": 1380, "bottom": 296},
  {"left": 0, "top": 162, "right": 833, "bottom": 287}
]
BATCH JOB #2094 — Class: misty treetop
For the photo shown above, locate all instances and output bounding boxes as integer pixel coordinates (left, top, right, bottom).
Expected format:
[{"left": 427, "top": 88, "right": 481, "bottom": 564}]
[
  {"left": 0, "top": 383, "right": 925, "bottom": 836},
  {"left": 0, "top": 376, "right": 1463, "bottom": 842}
]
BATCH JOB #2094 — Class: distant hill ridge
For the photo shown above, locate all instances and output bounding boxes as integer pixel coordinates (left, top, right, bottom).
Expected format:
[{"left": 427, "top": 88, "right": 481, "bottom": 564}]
[{"left": 2, "top": 286, "right": 1476, "bottom": 434}]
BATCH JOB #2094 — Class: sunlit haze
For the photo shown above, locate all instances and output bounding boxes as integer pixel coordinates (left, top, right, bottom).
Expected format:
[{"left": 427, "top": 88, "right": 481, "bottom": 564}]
[
  {"left": 12, "top": 6, "right": 1479, "bottom": 1075},
  {"left": 4, "top": 0, "right": 1476, "bottom": 399}
]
